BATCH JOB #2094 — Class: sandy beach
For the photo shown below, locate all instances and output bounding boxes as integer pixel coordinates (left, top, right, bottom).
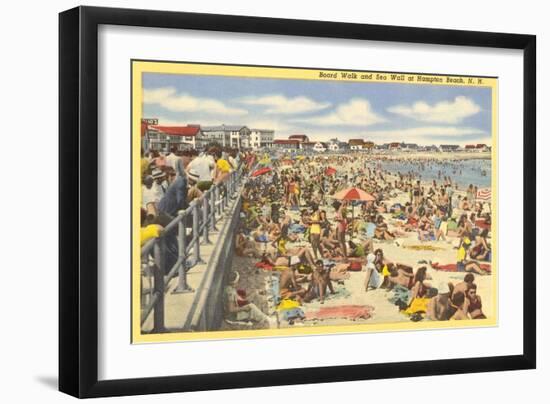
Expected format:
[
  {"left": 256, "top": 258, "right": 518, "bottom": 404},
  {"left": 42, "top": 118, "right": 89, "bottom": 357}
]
[{"left": 225, "top": 152, "right": 494, "bottom": 331}]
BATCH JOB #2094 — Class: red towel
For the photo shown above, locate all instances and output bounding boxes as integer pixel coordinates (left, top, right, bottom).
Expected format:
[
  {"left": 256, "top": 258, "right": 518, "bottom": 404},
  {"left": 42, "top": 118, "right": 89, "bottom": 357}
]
[
  {"left": 306, "top": 305, "right": 374, "bottom": 321},
  {"left": 255, "top": 261, "right": 274, "bottom": 271}
]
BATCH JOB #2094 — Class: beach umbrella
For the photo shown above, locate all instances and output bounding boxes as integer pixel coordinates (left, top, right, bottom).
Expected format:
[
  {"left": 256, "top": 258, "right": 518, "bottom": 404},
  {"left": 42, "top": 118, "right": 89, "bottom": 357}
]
[
  {"left": 325, "top": 166, "right": 337, "bottom": 176},
  {"left": 332, "top": 187, "right": 376, "bottom": 202},
  {"left": 251, "top": 167, "right": 272, "bottom": 177},
  {"left": 331, "top": 187, "right": 376, "bottom": 236},
  {"left": 281, "top": 159, "right": 294, "bottom": 166},
  {"left": 476, "top": 187, "right": 492, "bottom": 201}
]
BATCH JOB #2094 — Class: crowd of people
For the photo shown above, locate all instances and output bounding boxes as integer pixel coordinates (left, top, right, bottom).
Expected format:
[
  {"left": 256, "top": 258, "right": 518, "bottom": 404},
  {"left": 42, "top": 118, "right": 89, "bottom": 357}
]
[
  {"left": 227, "top": 152, "right": 492, "bottom": 328},
  {"left": 139, "top": 145, "right": 257, "bottom": 277}
]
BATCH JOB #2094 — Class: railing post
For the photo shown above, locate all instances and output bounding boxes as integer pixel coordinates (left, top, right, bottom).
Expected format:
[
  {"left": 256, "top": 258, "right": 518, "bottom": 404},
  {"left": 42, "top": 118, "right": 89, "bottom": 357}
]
[
  {"left": 210, "top": 186, "right": 218, "bottom": 232},
  {"left": 201, "top": 192, "right": 212, "bottom": 245},
  {"left": 173, "top": 213, "right": 193, "bottom": 294},
  {"left": 228, "top": 171, "right": 234, "bottom": 196},
  {"left": 193, "top": 201, "right": 205, "bottom": 264},
  {"left": 215, "top": 185, "right": 222, "bottom": 216},
  {"left": 152, "top": 238, "right": 166, "bottom": 333}
]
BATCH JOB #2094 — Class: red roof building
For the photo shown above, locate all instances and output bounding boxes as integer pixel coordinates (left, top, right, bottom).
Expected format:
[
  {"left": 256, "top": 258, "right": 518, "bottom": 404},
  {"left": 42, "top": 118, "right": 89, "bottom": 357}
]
[
  {"left": 288, "top": 134, "right": 309, "bottom": 143},
  {"left": 149, "top": 125, "right": 201, "bottom": 136}
]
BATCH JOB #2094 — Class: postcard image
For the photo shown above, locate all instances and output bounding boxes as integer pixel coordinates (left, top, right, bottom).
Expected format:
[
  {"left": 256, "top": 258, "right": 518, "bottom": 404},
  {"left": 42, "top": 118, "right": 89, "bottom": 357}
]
[{"left": 132, "top": 61, "right": 497, "bottom": 343}]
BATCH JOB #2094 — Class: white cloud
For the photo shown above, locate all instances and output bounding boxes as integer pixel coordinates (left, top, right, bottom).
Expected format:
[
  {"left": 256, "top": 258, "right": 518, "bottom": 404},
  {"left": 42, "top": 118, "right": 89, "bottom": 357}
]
[
  {"left": 238, "top": 94, "right": 330, "bottom": 114},
  {"left": 295, "top": 98, "right": 385, "bottom": 126},
  {"left": 387, "top": 96, "right": 481, "bottom": 124},
  {"left": 143, "top": 87, "right": 248, "bottom": 116}
]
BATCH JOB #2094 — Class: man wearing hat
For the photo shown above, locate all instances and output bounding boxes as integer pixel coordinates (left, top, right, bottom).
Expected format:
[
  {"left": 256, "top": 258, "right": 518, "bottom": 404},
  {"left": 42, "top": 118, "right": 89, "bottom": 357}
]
[
  {"left": 157, "top": 168, "right": 188, "bottom": 218},
  {"left": 151, "top": 167, "right": 168, "bottom": 199}
]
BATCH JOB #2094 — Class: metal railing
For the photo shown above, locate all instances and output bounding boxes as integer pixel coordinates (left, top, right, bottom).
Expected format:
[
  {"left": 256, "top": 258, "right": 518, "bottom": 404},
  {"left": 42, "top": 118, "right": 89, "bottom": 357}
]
[{"left": 140, "top": 167, "right": 244, "bottom": 332}]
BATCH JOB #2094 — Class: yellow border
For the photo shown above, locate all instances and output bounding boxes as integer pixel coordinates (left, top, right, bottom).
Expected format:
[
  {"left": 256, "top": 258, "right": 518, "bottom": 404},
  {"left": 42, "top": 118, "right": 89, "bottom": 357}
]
[{"left": 131, "top": 61, "right": 498, "bottom": 343}]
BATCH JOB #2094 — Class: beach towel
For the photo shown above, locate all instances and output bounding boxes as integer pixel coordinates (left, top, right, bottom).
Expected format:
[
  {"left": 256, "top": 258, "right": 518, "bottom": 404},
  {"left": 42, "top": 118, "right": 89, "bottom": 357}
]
[
  {"left": 305, "top": 305, "right": 374, "bottom": 321},
  {"left": 431, "top": 262, "right": 491, "bottom": 273},
  {"left": 277, "top": 299, "right": 301, "bottom": 311},
  {"left": 475, "top": 219, "right": 491, "bottom": 231},
  {"left": 404, "top": 297, "right": 430, "bottom": 315},
  {"left": 403, "top": 245, "right": 444, "bottom": 252},
  {"left": 255, "top": 261, "right": 274, "bottom": 270},
  {"left": 289, "top": 223, "right": 306, "bottom": 234}
]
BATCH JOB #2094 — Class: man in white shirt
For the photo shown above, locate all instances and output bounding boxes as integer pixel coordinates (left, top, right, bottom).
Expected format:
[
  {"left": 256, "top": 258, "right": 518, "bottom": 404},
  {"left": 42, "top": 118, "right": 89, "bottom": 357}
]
[
  {"left": 165, "top": 147, "right": 179, "bottom": 170},
  {"left": 186, "top": 151, "right": 215, "bottom": 191}
]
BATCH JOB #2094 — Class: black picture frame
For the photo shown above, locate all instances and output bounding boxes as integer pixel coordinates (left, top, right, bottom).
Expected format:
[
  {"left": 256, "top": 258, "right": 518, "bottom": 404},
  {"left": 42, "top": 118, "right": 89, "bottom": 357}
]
[{"left": 59, "top": 6, "right": 536, "bottom": 398}]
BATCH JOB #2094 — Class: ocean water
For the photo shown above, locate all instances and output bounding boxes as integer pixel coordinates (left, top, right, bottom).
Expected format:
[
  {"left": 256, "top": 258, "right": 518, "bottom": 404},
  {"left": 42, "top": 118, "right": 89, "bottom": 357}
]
[{"left": 365, "top": 158, "right": 492, "bottom": 189}]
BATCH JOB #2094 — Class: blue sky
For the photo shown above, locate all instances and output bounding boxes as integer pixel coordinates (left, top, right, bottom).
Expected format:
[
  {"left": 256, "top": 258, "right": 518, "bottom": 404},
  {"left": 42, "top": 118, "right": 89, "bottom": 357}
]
[{"left": 142, "top": 72, "right": 493, "bottom": 145}]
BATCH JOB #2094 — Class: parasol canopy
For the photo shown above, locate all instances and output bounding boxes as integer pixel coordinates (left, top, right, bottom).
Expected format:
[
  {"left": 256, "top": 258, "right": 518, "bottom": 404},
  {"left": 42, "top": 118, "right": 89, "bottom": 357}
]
[
  {"left": 332, "top": 187, "right": 376, "bottom": 202},
  {"left": 251, "top": 167, "right": 272, "bottom": 177},
  {"left": 325, "top": 166, "right": 337, "bottom": 176}
]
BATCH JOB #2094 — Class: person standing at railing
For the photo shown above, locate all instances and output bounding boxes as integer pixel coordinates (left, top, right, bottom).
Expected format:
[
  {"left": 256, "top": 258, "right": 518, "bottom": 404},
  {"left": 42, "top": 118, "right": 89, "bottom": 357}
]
[
  {"left": 186, "top": 148, "right": 215, "bottom": 191},
  {"left": 213, "top": 148, "right": 232, "bottom": 185},
  {"left": 155, "top": 169, "right": 189, "bottom": 274},
  {"left": 157, "top": 169, "right": 188, "bottom": 218}
]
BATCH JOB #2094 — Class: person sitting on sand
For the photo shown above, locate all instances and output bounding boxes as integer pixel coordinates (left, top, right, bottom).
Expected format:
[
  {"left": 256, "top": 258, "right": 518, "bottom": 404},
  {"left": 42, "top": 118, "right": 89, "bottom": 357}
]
[
  {"left": 224, "top": 271, "right": 274, "bottom": 326},
  {"left": 417, "top": 211, "right": 435, "bottom": 241},
  {"left": 304, "top": 260, "right": 335, "bottom": 304},
  {"left": 426, "top": 282, "right": 453, "bottom": 321},
  {"left": 271, "top": 235, "right": 316, "bottom": 267},
  {"left": 235, "top": 233, "right": 262, "bottom": 258},
  {"left": 348, "top": 239, "right": 374, "bottom": 258},
  {"left": 457, "top": 237, "right": 489, "bottom": 275},
  {"left": 471, "top": 228, "right": 491, "bottom": 261},
  {"left": 279, "top": 256, "right": 307, "bottom": 303},
  {"left": 450, "top": 291, "right": 470, "bottom": 320},
  {"left": 465, "top": 283, "right": 486, "bottom": 319},
  {"left": 364, "top": 252, "right": 383, "bottom": 292},
  {"left": 374, "top": 215, "right": 395, "bottom": 240},
  {"left": 452, "top": 273, "right": 475, "bottom": 299},
  {"left": 409, "top": 266, "right": 432, "bottom": 301}
]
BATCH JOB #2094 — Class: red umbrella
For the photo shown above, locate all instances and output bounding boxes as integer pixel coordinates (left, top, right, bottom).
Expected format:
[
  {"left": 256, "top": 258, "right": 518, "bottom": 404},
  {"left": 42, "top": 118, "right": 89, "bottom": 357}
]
[
  {"left": 331, "top": 187, "right": 376, "bottom": 236},
  {"left": 332, "top": 187, "right": 376, "bottom": 202},
  {"left": 251, "top": 167, "right": 272, "bottom": 177},
  {"left": 325, "top": 166, "right": 337, "bottom": 176}
]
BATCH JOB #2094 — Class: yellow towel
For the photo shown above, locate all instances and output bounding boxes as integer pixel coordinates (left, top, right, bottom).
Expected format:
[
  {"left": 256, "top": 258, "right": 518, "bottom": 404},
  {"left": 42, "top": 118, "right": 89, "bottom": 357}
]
[
  {"left": 277, "top": 299, "right": 301, "bottom": 311},
  {"left": 404, "top": 297, "right": 430, "bottom": 315}
]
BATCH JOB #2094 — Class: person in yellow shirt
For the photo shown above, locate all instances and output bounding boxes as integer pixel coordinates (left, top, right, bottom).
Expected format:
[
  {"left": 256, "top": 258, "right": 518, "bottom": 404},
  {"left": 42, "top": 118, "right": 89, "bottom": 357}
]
[
  {"left": 140, "top": 208, "right": 163, "bottom": 245},
  {"left": 213, "top": 148, "right": 232, "bottom": 184}
]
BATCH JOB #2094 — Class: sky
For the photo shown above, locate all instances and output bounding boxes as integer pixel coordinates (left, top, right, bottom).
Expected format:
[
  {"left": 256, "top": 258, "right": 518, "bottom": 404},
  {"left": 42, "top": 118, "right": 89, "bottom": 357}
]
[{"left": 142, "top": 71, "right": 493, "bottom": 146}]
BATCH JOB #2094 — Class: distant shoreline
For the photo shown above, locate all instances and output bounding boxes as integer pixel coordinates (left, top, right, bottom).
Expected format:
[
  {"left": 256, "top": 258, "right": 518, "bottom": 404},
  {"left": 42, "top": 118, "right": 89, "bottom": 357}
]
[{"left": 352, "top": 151, "right": 492, "bottom": 161}]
